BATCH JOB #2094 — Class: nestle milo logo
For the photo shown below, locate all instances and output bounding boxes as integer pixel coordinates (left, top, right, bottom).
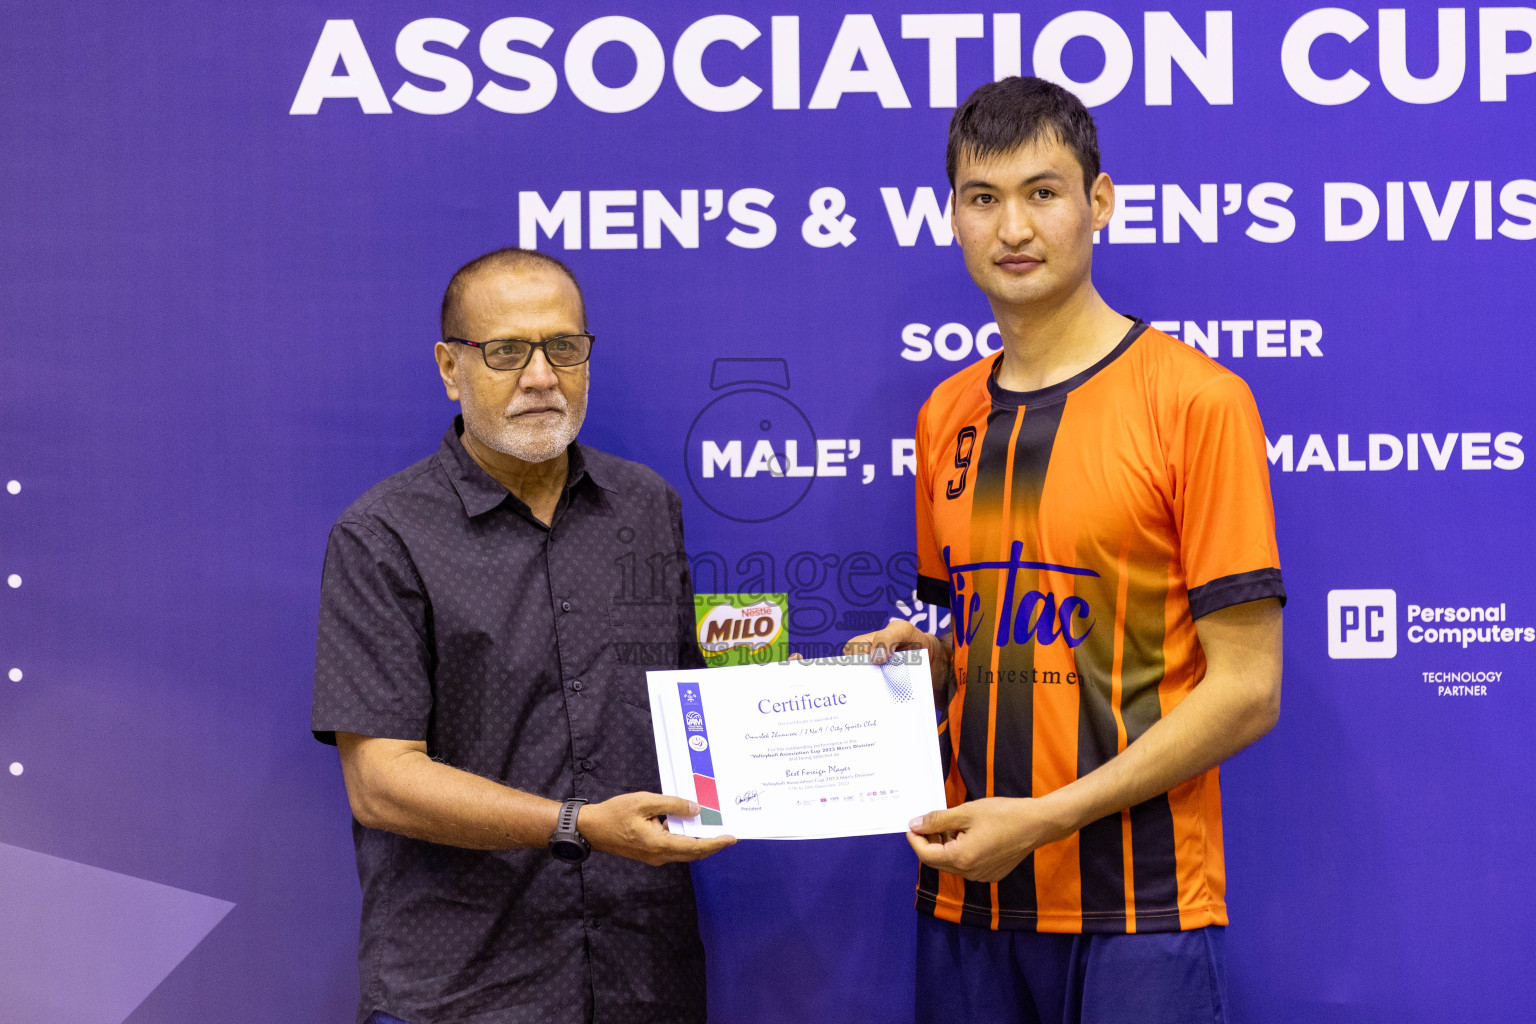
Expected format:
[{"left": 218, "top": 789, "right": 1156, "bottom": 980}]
[{"left": 695, "top": 593, "right": 789, "bottom": 662}]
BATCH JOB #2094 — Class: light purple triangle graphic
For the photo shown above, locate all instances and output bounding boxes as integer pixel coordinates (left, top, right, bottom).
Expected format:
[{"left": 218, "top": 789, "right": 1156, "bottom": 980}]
[{"left": 0, "top": 842, "right": 234, "bottom": 1024}]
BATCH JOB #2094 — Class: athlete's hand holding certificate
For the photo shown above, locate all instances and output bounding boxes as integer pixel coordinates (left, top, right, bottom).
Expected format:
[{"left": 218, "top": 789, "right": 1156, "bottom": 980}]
[{"left": 646, "top": 653, "right": 946, "bottom": 840}]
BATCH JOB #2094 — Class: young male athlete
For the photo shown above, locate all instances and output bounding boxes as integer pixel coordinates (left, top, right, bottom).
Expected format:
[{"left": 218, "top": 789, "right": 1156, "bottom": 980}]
[{"left": 845, "top": 77, "right": 1285, "bottom": 1023}]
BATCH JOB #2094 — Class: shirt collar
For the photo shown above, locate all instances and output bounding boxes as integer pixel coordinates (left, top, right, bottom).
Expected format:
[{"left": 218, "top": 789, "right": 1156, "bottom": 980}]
[
  {"left": 985, "top": 316, "right": 1147, "bottom": 409},
  {"left": 440, "top": 416, "right": 616, "bottom": 519}
]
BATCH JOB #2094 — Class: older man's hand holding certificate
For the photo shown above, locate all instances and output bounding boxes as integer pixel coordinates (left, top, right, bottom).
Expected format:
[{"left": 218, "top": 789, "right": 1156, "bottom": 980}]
[{"left": 646, "top": 653, "right": 946, "bottom": 840}]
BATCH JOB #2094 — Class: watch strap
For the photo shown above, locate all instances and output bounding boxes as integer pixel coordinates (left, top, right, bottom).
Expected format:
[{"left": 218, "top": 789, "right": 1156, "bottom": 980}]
[
  {"left": 549, "top": 798, "right": 591, "bottom": 863},
  {"left": 556, "top": 797, "right": 587, "bottom": 835}
]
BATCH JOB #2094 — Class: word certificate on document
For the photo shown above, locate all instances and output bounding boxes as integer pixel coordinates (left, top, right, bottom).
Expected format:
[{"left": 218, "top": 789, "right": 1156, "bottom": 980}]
[{"left": 647, "top": 654, "right": 946, "bottom": 840}]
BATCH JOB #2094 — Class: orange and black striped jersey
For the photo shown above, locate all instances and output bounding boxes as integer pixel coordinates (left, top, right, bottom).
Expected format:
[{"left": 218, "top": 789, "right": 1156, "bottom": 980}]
[{"left": 913, "top": 319, "right": 1284, "bottom": 935}]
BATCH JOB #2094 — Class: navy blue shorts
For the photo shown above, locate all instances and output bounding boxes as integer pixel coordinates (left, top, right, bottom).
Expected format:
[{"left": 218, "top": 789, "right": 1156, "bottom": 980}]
[{"left": 916, "top": 916, "right": 1228, "bottom": 1024}]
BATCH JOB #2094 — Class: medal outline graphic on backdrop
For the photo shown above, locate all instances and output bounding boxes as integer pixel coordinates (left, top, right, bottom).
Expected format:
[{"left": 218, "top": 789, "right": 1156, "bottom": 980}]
[{"left": 684, "top": 358, "right": 818, "bottom": 523}]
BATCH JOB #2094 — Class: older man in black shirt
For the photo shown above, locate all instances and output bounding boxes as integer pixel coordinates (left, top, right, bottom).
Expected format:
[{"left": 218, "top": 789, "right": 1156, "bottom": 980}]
[{"left": 313, "top": 248, "right": 733, "bottom": 1024}]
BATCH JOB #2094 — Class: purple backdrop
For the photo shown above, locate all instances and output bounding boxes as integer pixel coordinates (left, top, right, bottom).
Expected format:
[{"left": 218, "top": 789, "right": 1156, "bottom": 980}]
[{"left": 1, "top": 3, "right": 1533, "bottom": 1022}]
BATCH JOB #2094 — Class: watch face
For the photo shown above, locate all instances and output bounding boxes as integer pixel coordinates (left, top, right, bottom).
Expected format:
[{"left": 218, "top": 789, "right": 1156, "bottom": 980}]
[{"left": 550, "top": 837, "right": 588, "bottom": 863}]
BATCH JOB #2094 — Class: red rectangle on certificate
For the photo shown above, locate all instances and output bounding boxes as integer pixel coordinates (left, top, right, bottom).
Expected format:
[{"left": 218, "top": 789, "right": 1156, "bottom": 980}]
[{"left": 692, "top": 774, "right": 720, "bottom": 810}]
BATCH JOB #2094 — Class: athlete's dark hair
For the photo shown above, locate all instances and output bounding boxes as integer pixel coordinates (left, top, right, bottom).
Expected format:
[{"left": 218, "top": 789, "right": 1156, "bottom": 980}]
[
  {"left": 946, "top": 77, "right": 1101, "bottom": 197},
  {"left": 440, "top": 247, "right": 587, "bottom": 339}
]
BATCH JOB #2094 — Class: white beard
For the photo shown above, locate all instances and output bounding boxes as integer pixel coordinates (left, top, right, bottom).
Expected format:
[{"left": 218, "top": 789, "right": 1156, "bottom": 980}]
[{"left": 463, "top": 378, "right": 589, "bottom": 464}]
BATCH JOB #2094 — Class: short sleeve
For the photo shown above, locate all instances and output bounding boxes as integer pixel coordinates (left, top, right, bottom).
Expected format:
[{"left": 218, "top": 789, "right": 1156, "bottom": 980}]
[
  {"left": 311, "top": 518, "right": 434, "bottom": 745},
  {"left": 914, "top": 400, "right": 949, "bottom": 609},
  {"left": 1171, "top": 373, "right": 1286, "bottom": 619}
]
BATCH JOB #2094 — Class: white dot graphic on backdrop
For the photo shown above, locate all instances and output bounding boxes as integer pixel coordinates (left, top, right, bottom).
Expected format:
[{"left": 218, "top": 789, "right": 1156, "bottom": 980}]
[{"left": 6, "top": 485, "right": 26, "bottom": 779}]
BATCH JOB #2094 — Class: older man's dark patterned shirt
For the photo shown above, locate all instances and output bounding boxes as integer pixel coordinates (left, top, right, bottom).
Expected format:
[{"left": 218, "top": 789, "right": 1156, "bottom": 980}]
[{"left": 313, "top": 419, "right": 708, "bottom": 1024}]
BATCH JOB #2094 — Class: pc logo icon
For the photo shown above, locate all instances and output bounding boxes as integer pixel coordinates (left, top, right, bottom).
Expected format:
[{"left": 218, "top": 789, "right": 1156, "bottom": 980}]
[{"left": 1328, "top": 589, "right": 1397, "bottom": 659}]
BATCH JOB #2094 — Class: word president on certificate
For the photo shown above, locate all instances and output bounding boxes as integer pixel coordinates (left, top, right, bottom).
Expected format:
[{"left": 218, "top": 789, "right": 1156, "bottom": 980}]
[{"left": 647, "top": 653, "right": 946, "bottom": 840}]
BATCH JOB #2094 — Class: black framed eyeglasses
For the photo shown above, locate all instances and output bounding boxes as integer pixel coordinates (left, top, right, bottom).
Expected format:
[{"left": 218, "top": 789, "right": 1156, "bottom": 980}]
[{"left": 447, "top": 333, "right": 595, "bottom": 371}]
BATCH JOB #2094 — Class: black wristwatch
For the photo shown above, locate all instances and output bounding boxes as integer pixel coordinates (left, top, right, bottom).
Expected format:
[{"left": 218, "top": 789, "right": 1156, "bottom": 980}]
[{"left": 548, "top": 798, "right": 591, "bottom": 863}]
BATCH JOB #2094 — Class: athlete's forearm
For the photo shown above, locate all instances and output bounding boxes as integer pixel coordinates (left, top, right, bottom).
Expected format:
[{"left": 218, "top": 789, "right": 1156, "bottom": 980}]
[{"left": 1032, "top": 599, "right": 1282, "bottom": 841}]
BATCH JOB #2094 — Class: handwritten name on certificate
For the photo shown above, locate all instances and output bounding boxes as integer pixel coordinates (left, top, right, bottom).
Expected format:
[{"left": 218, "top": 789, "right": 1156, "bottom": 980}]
[{"left": 646, "top": 654, "right": 946, "bottom": 840}]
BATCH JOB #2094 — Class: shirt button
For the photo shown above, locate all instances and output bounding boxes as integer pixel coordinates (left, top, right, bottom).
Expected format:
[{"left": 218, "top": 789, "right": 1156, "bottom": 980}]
[
  {"left": 580, "top": 759, "right": 594, "bottom": 772},
  {"left": 561, "top": 600, "right": 572, "bottom": 612},
  {"left": 571, "top": 680, "right": 584, "bottom": 692}
]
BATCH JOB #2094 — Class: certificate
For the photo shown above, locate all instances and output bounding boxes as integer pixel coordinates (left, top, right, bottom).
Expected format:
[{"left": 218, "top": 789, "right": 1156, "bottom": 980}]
[{"left": 646, "top": 653, "right": 946, "bottom": 840}]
